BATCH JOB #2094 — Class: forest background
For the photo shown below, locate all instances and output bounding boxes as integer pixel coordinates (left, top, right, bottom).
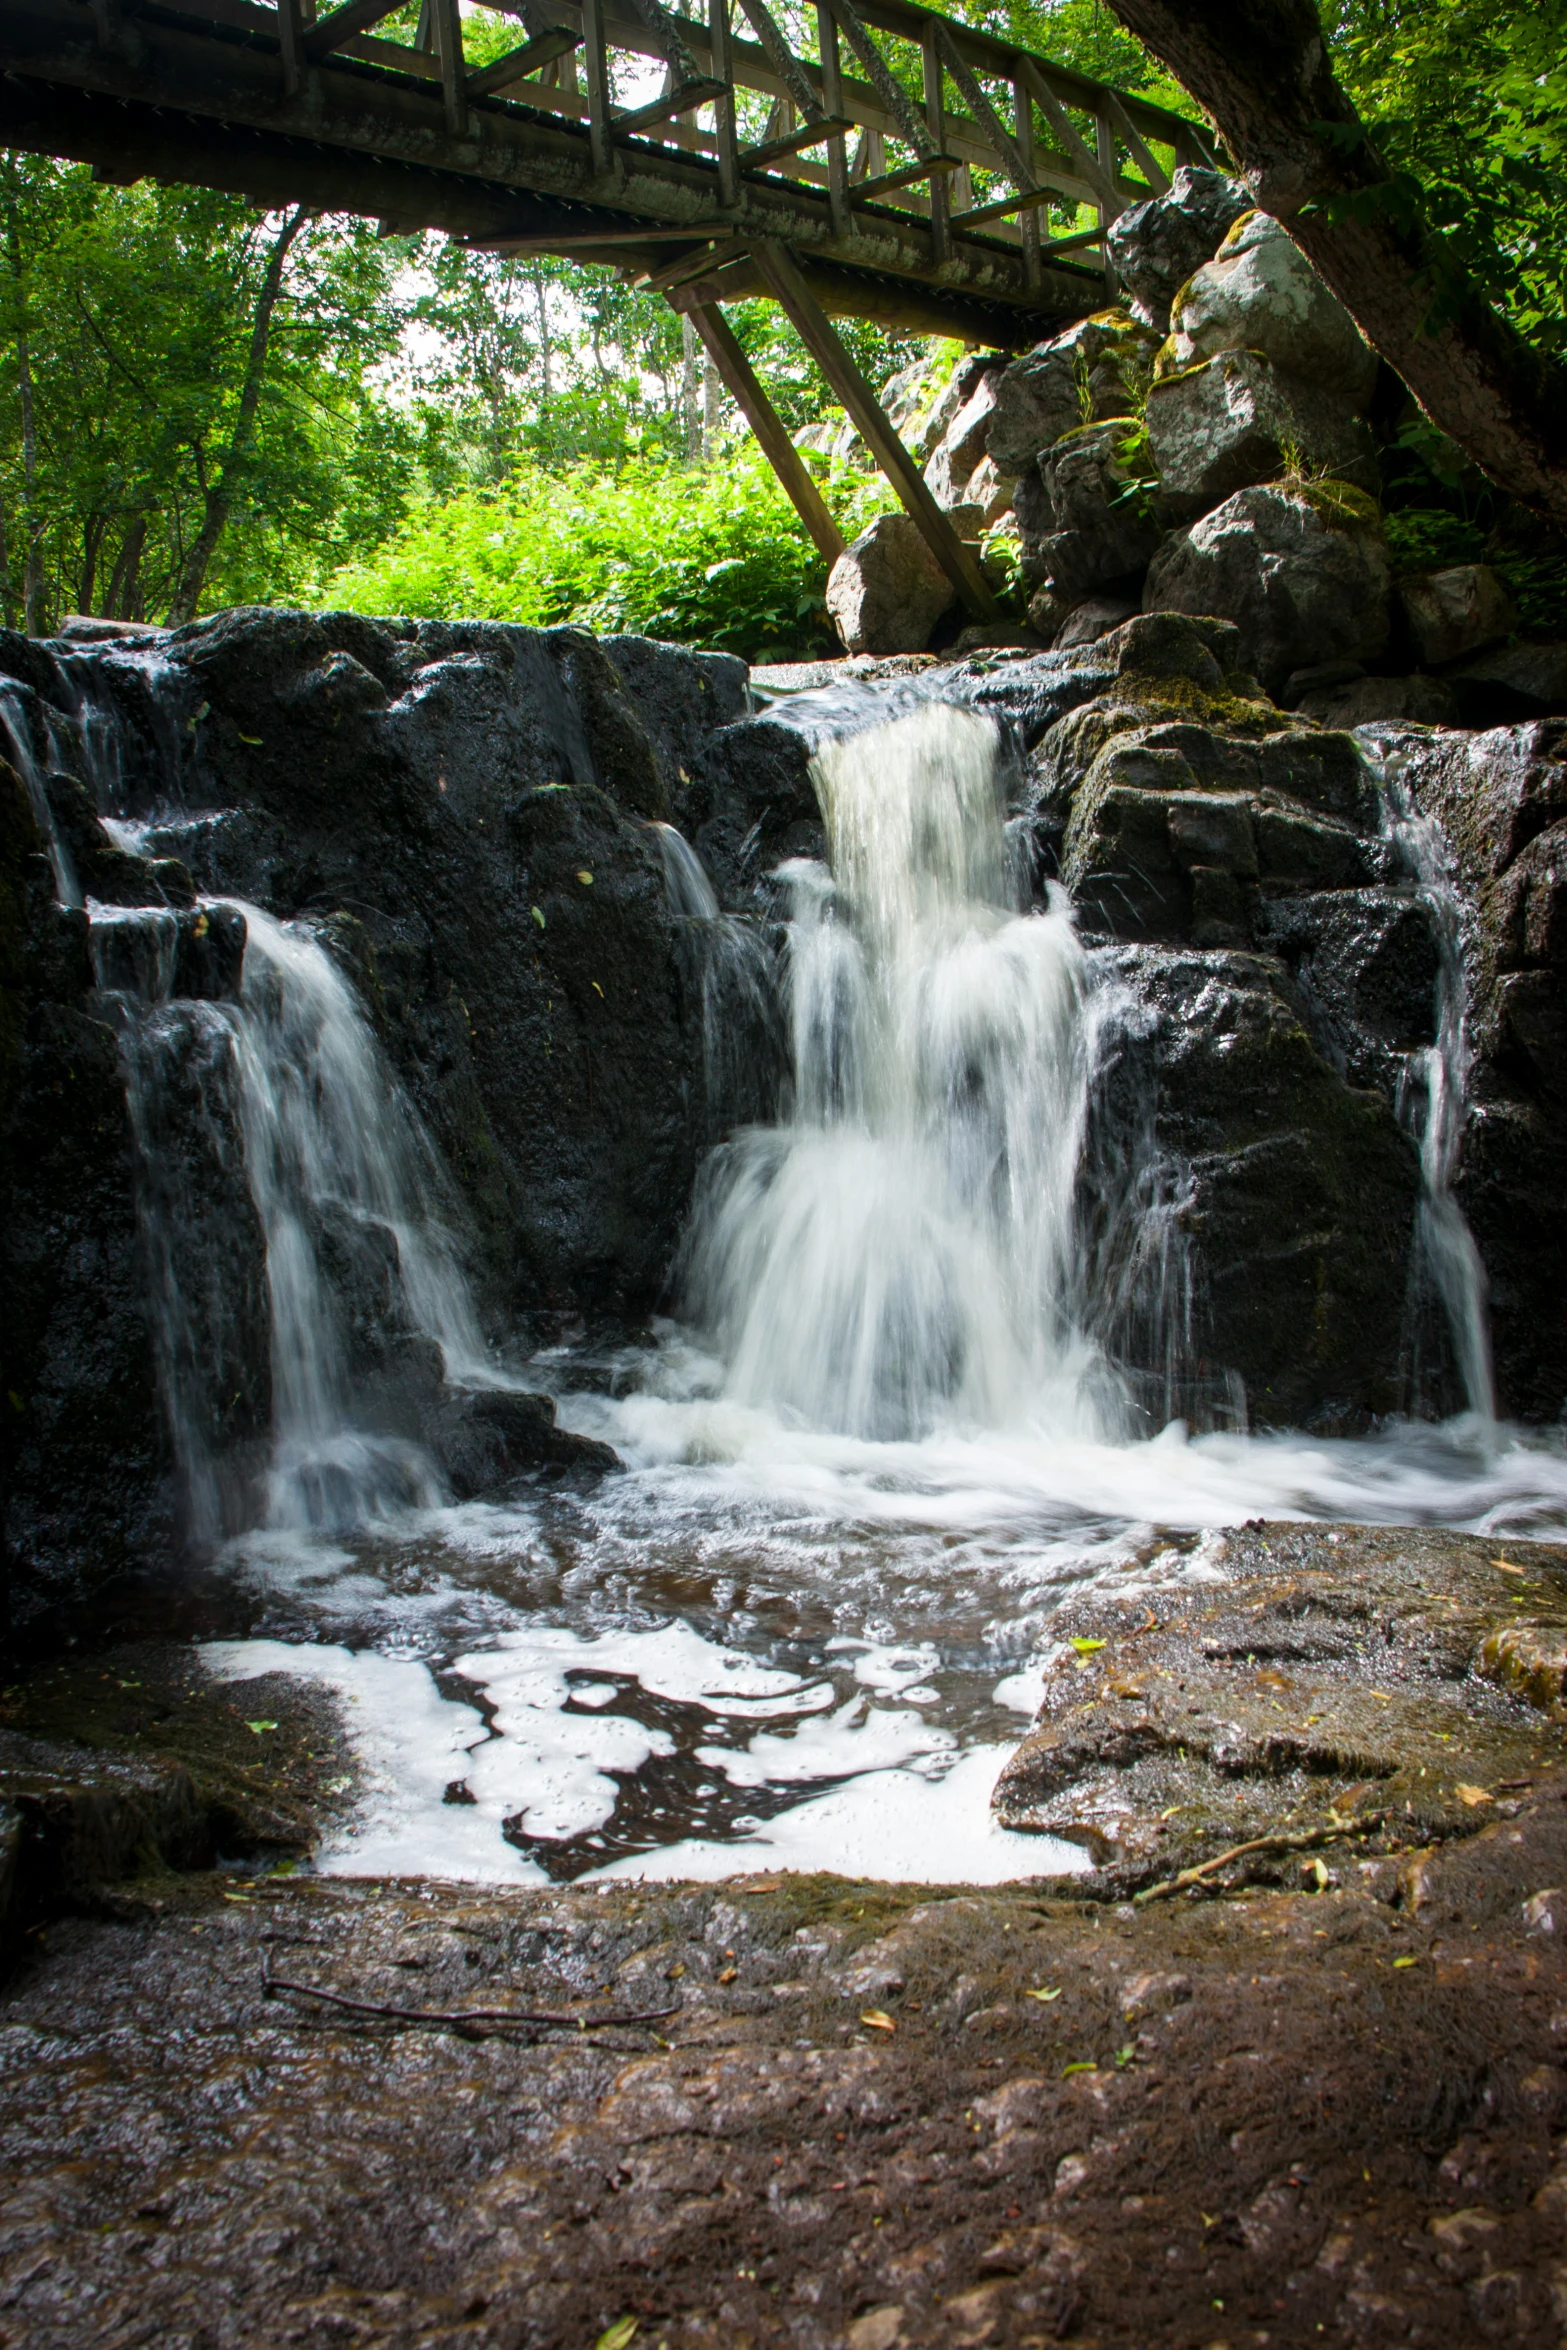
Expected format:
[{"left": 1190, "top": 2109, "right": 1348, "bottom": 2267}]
[{"left": 0, "top": 0, "right": 1562, "bottom": 661}]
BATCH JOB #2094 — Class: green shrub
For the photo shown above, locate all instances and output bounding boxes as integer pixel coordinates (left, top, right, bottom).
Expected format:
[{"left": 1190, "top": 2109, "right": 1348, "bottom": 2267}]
[{"left": 318, "top": 450, "right": 894, "bottom": 661}]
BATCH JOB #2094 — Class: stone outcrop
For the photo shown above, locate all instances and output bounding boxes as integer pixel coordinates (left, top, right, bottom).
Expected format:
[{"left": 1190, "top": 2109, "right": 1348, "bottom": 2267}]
[
  {"left": 1144, "top": 349, "right": 1377, "bottom": 518},
  {"left": 825, "top": 512, "right": 958, "bottom": 656},
  {"left": 0, "top": 613, "right": 753, "bottom": 1628},
  {"left": 1161, "top": 210, "right": 1380, "bottom": 407},
  {"left": 986, "top": 312, "right": 1159, "bottom": 474},
  {"left": 1103, "top": 164, "right": 1252, "bottom": 332},
  {"left": 1144, "top": 481, "right": 1392, "bottom": 694}
]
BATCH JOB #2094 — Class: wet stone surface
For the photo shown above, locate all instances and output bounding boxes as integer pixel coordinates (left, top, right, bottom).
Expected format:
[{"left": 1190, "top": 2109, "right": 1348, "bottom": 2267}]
[{"left": 4, "top": 1527, "right": 1567, "bottom": 2344}]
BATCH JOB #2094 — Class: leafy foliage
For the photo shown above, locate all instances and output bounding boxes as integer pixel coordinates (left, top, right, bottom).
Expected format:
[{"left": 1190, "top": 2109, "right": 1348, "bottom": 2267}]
[{"left": 322, "top": 451, "right": 894, "bottom": 661}]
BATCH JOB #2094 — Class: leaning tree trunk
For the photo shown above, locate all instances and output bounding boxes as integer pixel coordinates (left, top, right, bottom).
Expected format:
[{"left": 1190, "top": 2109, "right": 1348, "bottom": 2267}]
[
  {"left": 166, "top": 205, "right": 307, "bottom": 626},
  {"left": 1103, "top": 0, "right": 1567, "bottom": 535}
]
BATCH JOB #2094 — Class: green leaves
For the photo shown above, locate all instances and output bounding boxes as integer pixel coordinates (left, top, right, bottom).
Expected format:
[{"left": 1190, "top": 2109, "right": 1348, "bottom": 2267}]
[{"left": 595, "top": 2320, "right": 639, "bottom": 2350}]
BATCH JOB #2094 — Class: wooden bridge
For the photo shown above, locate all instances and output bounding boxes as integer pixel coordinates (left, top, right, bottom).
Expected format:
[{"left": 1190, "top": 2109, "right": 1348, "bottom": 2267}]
[{"left": 0, "top": 0, "right": 1212, "bottom": 616}]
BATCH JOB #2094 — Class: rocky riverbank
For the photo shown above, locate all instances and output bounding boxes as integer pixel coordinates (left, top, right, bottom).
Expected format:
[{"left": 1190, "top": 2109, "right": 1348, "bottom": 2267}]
[{"left": 3, "top": 1523, "right": 1567, "bottom": 2346}]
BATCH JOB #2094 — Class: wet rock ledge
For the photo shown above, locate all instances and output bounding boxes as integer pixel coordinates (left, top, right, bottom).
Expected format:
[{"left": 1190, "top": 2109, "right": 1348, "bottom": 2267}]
[{"left": 4, "top": 1524, "right": 1567, "bottom": 2344}]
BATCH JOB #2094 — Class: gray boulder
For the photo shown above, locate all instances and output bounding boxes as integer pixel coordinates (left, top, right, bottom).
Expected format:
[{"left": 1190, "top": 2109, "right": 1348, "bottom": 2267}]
[
  {"left": 1448, "top": 641, "right": 1567, "bottom": 724},
  {"left": 922, "top": 361, "right": 1004, "bottom": 506},
  {"left": 826, "top": 512, "right": 956, "bottom": 654},
  {"left": 1145, "top": 349, "right": 1377, "bottom": 517},
  {"left": 1165, "top": 212, "right": 1379, "bottom": 408},
  {"left": 985, "top": 311, "right": 1161, "bottom": 473},
  {"left": 1397, "top": 564, "right": 1514, "bottom": 668},
  {"left": 1144, "top": 481, "right": 1392, "bottom": 695},
  {"left": 1019, "top": 421, "right": 1163, "bottom": 604},
  {"left": 1104, "top": 166, "right": 1251, "bottom": 333},
  {"left": 1295, "top": 673, "right": 1457, "bottom": 729}
]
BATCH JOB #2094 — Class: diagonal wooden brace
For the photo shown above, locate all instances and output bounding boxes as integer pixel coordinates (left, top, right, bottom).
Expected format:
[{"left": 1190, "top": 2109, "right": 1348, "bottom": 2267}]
[
  {"left": 749, "top": 239, "right": 999, "bottom": 621},
  {"left": 678, "top": 301, "right": 846, "bottom": 567}
]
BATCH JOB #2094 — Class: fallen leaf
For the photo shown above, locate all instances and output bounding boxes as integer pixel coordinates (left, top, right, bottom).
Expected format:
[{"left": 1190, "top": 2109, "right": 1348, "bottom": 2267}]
[
  {"left": 747, "top": 1879, "right": 782, "bottom": 1892},
  {"left": 1456, "top": 1784, "right": 1494, "bottom": 1807},
  {"left": 577, "top": 870, "right": 594, "bottom": 885},
  {"left": 1069, "top": 1637, "right": 1107, "bottom": 1656},
  {"left": 591, "top": 981, "right": 605, "bottom": 997},
  {"left": 531, "top": 906, "right": 545, "bottom": 929},
  {"left": 1369, "top": 1691, "right": 1394, "bottom": 1702},
  {"left": 1115, "top": 2043, "right": 1134, "bottom": 2067},
  {"left": 222, "top": 1893, "right": 254, "bottom": 1905},
  {"left": 717, "top": 1967, "right": 738, "bottom": 1985},
  {"left": 1392, "top": 1956, "right": 1417, "bottom": 1969},
  {"left": 1492, "top": 1557, "right": 1525, "bottom": 1575},
  {"left": 860, "top": 2009, "right": 896, "bottom": 2034},
  {"left": 596, "top": 2320, "right": 639, "bottom": 2350},
  {"left": 245, "top": 1720, "right": 278, "bottom": 1735},
  {"left": 236, "top": 731, "right": 263, "bottom": 746},
  {"left": 1025, "top": 1986, "right": 1063, "bottom": 2003},
  {"left": 1062, "top": 2060, "right": 1096, "bottom": 2077}
]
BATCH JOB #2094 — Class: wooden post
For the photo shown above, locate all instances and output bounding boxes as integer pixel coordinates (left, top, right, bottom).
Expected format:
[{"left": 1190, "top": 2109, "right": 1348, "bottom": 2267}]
[
  {"left": 1096, "top": 109, "right": 1118, "bottom": 295},
  {"left": 1013, "top": 69, "right": 1041, "bottom": 293},
  {"left": 681, "top": 302, "right": 846, "bottom": 566},
  {"left": 276, "top": 0, "right": 305, "bottom": 92},
  {"left": 428, "top": 0, "right": 466, "bottom": 132},
  {"left": 581, "top": 0, "right": 615, "bottom": 176},
  {"left": 709, "top": 0, "right": 739, "bottom": 208},
  {"left": 922, "top": 24, "right": 949, "bottom": 267},
  {"left": 816, "top": 0, "right": 850, "bottom": 240},
  {"left": 750, "top": 241, "right": 998, "bottom": 620}
]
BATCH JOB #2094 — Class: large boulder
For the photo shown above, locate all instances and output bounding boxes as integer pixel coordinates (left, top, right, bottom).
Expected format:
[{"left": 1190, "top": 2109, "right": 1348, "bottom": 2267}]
[
  {"left": 1397, "top": 564, "right": 1514, "bottom": 668},
  {"left": 1449, "top": 641, "right": 1567, "bottom": 726},
  {"left": 826, "top": 512, "right": 957, "bottom": 654},
  {"left": 1143, "top": 480, "right": 1392, "bottom": 695},
  {"left": 1163, "top": 212, "right": 1379, "bottom": 407},
  {"left": 1104, "top": 166, "right": 1252, "bottom": 333},
  {"left": 924, "top": 367, "right": 1002, "bottom": 507},
  {"left": 1145, "top": 349, "right": 1376, "bottom": 517},
  {"left": 1017, "top": 421, "right": 1164, "bottom": 605},
  {"left": 985, "top": 311, "right": 1161, "bottom": 474}
]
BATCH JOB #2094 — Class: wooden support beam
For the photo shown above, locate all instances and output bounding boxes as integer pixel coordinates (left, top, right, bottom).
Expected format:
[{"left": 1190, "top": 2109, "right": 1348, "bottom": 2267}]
[
  {"left": 276, "top": 0, "right": 305, "bottom": 91},
  {"left": 466, "top": 29, "right": 581, "bottom": 95},
  {"left": 949, "top": 182, "right": 1053, "bottom": 230},
  {"left": 817, "top": 0, "right": 850, "bottom": 237},
  {"left": 932, "top": 23, "right": 1033, "bottom": 193},
  {"left": 853, "top": 152, "right": 953, "bottom": 201},
  {"left": 302, "top": 0, "right": 404, "bottom": 58},
  {"left": 636, "top": 231, "right": 751, "bottom": 285},
  {"left": 921, "top": 25, "right": 949, "bottom": 263},
  {"left": 580, "top": 0, "right": 616, "bottom": 173},
  {"left": 617, "top": 77, "right": 726, "bottom": 135},
  {"left": 1096, "top": 107, "right": 1119, "bottom": 293},
  {"left": 426, "top": 0, "right": 466, "bottom": 130},
  {"left": 740, "top": 115, "right": 852, "bottom": 169},
  {"left": 750, "top": 240, "right": 998, "bottom": 619},
  {"left": 682, "top": 300, "right": 846, "bottom": 566},
  {"left": 708, "top": 0, "right": 740, "bottom": 204},
  {"left": 1013, "top": 65, "right": 1040, "bottom": 290},
  {"left": 824, "top": 0, "right": 935, "bottom": 158},
  {"left": 1100, "top": 89, "right": 1169, "bottom": 197},
  {"left": 1016, "top": 58, "right": 1120, "bottom": 212}
]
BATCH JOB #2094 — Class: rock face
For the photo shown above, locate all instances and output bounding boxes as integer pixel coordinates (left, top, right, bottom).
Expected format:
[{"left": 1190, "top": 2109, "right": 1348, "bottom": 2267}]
[
  {"left": 1145, "top": 349, "right": 1377, "bottom": 518},
  {"left": 1385, "top": 718, "right": 1567, "bottom": 1418},
  {"left": 1398, "top": 563, "right": 1514, "bottom": 667},
  {"left": 0, "top": 612, "right": 754, "bottom": 1627},
  {"left": 1017, "top": 421, "right": 1163, "bottom": 606},
  {"left": 985, "top": 312, "right": 1160, "bottom": 474},
  {"left": 826, "top": 512, "right": 957, "bottom": 654},
  {"left": 1164, "top": 210, "right": 1380, "bottom": 406},
  {"left": 1104, "top": 164, "right": 1252, "bottom": 332},
  {"left": 1144, "top": 481, "right": 1392, "bottom": 694}
]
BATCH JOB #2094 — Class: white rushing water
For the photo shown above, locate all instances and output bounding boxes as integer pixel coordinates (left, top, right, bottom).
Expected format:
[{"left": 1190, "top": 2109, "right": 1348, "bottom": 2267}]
[{"left": 192, "top": 697, "right": 1567, "bottom": 1890}]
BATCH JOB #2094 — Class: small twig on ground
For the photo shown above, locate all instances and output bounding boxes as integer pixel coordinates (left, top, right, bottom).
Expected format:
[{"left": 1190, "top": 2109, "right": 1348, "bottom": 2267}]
[
  {"left": 1134, "top": 1812, "right": 1391, "bottom": 1906},
  {"left": 261, "top": 1971, "right": 681, "bottom": 2036}
]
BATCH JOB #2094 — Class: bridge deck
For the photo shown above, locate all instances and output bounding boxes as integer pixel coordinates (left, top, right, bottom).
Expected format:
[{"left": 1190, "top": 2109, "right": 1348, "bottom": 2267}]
[{"left": 0, "top": 0, "right": 1211, "bottom": 616}]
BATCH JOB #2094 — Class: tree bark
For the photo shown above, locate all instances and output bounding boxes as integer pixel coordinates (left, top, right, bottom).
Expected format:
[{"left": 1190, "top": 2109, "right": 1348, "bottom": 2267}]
[
  {"left": 166, "top": 205, "right": 308, "bottom": 626},
  {"left": 6, "top": 202, "right": 45, "bottom": 635},
  {"left": 1103, "top": 0, "right": 1567, "bottom": 534}
]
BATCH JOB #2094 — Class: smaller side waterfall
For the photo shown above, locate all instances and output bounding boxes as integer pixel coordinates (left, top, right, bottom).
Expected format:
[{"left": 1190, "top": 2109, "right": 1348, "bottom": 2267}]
[
  {"left": 1377, "top": 758, "right": 1496, "bottom": 1428},
  {"left": 650, "top": 820, "right": 783, "bottom": 1131},
  {"left": 94, "top": 896, "right": 501, "bottom": 1538},
  {"left": 0, "top": 678, "right": 83, "bottom": 907}
]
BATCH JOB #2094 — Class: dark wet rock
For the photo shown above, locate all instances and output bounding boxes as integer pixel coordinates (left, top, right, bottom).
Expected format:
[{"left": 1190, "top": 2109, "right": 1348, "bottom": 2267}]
[
  {"left": 427, "top": 1384, "right": 619, "bottom": 1498},
  {"left": 1294, "top": 672, "right": 1457, "bottom": 729},
  {"left": 1104, "top": 165, "right": 1251, "bottom": 333},
  {"left": 1144, "top": 480, "right": 1392, "bottom": 695},
  {"left": 679, "top": 713, "right": 824, "bottom": 911},
  {"left": 1449, "top": 640, "right": 1567, "bottom": 725},
  {"left": 985, "top": 311, "right": 1160, "bottom": 473},
  {"left": 0, "top": 762, "right": 173, "bottom": 1635},
  {"left": 1258, "top": 887, "right": 1442, "bottom": 1093},
  {"left": 1145, "top": 349, "right": 1377, "bottom": 518},
  {"left": 1374, "top": 719, "right": 1567, "bottom": 1420},
  {"left": 993, "top": 1522, "right": 1567, "bottom": 1878},
  {"left": 1052, "top": 592, "right": 1140, "bottom": 648},
  {"left": 1100, "top": 949, "right": 1419, "bottom": 1424}
]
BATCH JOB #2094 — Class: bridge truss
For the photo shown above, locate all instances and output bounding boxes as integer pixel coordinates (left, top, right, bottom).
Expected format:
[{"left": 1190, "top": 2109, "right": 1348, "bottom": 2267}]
[{"left": 0, "top": 0, "right": 1212, "bottom": 614}]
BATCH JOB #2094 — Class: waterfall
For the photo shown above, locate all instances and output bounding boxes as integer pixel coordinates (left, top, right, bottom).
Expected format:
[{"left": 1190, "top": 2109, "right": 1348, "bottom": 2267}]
[
  {"left": 681, "top": 701, "right": 1116, "bottom": 1441},
  {"left": 1377, "top": 762, "right": 1496, "bottom": 1429},
  {"left": 650, "top": 819, "right": 784, "bottom": 1132},
  {"left": 93, "top": 895, "right": 499, "bottom": 1538},
  {"left": 0, "top": 678, "right": 83, "bottom": 907}
]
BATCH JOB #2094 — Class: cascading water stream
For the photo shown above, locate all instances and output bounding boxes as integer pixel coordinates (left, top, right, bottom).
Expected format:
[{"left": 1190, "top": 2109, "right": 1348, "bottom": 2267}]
[
  {"left": 1375, "top": 749, "right": 1497, "bottom": 1432},
  {"left": 682, "top": 702, "right": 1122, "bottom": 1441}
]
